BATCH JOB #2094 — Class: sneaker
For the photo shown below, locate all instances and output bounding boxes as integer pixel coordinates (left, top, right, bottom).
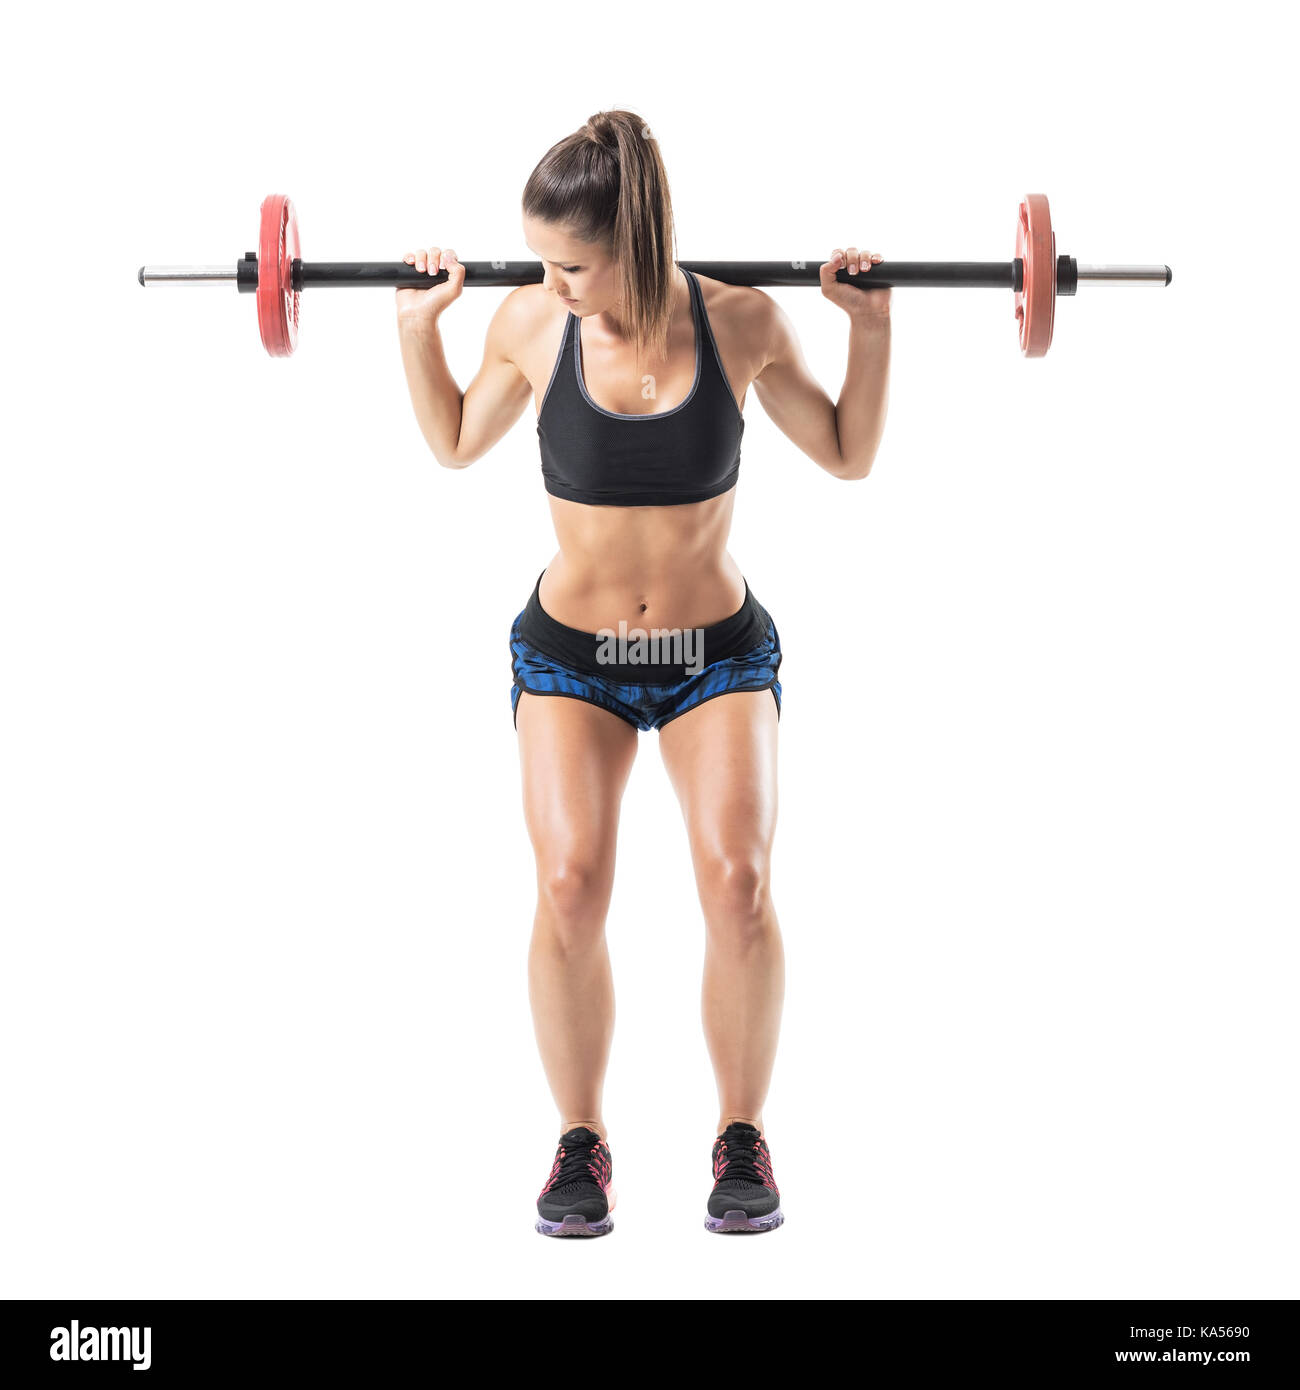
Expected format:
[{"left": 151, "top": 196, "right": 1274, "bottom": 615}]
[
  {"left": 706, "top": 1121, "right": 784, "bottom": 1233},
  {"left": 535, "top": 1126, "right": 615, "bottom": 1237}
]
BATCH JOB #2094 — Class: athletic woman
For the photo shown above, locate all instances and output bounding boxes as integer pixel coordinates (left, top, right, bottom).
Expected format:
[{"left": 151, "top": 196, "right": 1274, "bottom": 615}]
[{"left": 396, "top": 110, "right": 890, "bottom": 1236}]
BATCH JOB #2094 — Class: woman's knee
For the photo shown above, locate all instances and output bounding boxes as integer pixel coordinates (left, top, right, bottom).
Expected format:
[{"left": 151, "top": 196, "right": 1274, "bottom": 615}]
[
  {"left": 535, "top": 853, "right": 614, "bottom": 932},
  {"left": 696, "top": 848, "right": 772, "bottom": 931}
]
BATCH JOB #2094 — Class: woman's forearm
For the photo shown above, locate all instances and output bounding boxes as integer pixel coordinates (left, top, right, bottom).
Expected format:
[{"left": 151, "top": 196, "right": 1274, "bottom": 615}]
[
  {"left": 835, "top": 316, "right": 891, "bottom": 479},
  {"left": 397, "top": 316, "right": 467, "bottom": 468}
]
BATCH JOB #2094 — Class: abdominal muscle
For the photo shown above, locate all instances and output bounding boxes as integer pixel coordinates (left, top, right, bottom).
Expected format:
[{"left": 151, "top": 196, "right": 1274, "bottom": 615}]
[{"left": 539, "top": 489, "right": 747, "bottom": 634}]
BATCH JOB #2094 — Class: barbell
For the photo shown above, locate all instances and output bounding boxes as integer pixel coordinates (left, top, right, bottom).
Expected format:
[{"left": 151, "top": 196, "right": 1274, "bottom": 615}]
[{"left": 137, "top": 193, "right": 1171, "bottom": 358}]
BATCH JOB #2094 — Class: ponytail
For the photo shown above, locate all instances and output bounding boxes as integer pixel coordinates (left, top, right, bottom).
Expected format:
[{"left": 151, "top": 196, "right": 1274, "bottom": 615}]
[{"left": 522, "top": 109, "right": 677, "bottom": 364}]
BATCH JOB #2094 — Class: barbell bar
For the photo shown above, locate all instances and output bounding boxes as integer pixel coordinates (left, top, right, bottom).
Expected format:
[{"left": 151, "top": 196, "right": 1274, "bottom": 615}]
[{"left": 138, "top": 193, "right": 1171, "bottom": 359}]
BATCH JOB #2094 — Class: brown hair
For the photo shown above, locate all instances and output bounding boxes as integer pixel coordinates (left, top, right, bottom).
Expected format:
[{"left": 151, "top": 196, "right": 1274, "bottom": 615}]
[{"left": 522, "top": 109, "right": 677, "bottom": 365}]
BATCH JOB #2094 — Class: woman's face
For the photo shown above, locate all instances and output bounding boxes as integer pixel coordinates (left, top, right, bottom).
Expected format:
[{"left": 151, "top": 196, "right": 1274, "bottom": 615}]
[{"left": 522, "top": 215, "right": 617, "bottom": 314}]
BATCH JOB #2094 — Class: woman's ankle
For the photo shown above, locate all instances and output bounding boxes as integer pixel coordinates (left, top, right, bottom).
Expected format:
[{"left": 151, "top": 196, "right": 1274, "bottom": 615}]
[
  {"left": 716, "top": 1114, "right": 763, "bottom": 1136},
  {"left": 562, "top": 1118, "right": 607, "bottom": 1140}
]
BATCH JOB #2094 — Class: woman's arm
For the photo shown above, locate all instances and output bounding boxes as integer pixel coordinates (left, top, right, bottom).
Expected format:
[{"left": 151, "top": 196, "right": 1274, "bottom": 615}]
[
  {"left": 396, "top": 246, "right": 534, "bottom": 469},
  {"left": 398, "top": 290, "right": 534, "bottom": 469},
  {"left": 751, "top": 248, "right": 891, "bottom": 481}
]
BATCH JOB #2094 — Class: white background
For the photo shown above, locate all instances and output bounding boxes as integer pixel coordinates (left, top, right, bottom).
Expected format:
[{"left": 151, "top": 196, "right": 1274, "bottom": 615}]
[{"left": 2, "top": 0, "right": 1295, "bottom": 1300}]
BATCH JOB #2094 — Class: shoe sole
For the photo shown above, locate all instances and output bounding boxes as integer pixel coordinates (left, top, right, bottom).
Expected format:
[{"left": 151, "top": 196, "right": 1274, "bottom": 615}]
[
  {"left": 705, "top": 1207, "right": 784, "bottom": 1234},
  {"left": 535, "top": 1213, "right": 614, "bottom": 1238}
]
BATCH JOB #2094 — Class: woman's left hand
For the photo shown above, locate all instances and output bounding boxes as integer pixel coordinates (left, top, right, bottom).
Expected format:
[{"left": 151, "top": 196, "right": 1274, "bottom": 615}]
[{"left": 820, "top": 247, "right": 891, "bottom": 321}]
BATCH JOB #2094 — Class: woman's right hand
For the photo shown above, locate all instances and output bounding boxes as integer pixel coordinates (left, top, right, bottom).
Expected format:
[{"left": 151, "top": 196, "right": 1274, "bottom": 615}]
[{"left": 396, "top": 245, "right": 466, "bottom": 325}]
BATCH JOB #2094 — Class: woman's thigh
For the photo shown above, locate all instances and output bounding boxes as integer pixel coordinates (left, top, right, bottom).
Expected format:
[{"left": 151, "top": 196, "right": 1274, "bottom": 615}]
[
  {"left": 516, "top": 691, "right": 641, "bottom": 875},
  {"left": 657, "top": 690, "right": 779, "bottom": 865}
]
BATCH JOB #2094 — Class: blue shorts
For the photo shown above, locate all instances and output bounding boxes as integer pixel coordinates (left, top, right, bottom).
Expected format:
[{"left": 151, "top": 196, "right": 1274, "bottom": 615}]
[{"left": 510, "top": 570, "right": 782, "bottom": 733}]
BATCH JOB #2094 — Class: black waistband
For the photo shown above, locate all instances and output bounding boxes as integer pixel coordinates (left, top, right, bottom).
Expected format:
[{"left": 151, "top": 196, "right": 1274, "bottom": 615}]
[{"left": 520, "top": 569, "right": 768, "bottom": 683}]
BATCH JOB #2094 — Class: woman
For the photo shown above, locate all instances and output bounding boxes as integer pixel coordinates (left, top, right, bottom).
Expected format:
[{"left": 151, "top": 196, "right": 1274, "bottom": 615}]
[{"left": 397, "top": 110, "right": 890, "bottom": 1236}]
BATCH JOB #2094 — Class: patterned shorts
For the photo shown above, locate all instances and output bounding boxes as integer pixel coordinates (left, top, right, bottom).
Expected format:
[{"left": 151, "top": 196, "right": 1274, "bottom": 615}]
[{"left": 509, "top": 570, "right": 782, "bottom": 733}]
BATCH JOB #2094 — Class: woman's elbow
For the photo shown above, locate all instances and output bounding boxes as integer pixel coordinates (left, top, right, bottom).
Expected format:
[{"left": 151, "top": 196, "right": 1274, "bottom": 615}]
[
  {"left": 835, "top": 450, "right": 876, "bottom": 481},
  {"left": 429, "top": 438, "right": 477, "bottom": 470}
]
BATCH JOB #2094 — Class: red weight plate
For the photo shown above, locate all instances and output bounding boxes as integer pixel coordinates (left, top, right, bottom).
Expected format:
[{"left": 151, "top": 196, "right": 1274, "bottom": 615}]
[
  {"left": 1014, "top": 193, "right": 1055, "bottom": 357},
  {"left": 257, "top": 194, "right": 300, "bottom": 357}
]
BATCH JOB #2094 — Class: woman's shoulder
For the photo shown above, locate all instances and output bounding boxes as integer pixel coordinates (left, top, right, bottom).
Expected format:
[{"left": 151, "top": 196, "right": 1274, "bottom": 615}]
[
  {"left": 489, "top": 283, "right": 570, "bottom": 371},
  {"left": 689, "top": 272, "right": 781, "bottom": 366},
  {"left": 496, "top": 282, "right": 568, "bottom": 337}
]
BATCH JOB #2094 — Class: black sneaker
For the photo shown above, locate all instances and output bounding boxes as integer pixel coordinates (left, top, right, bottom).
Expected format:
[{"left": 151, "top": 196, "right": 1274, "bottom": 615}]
[
  {"left": 535, "top": 1126, "right": 614, "bottom": 1237},
  {"left": 706, "top": 1121, "right": 784, "bottom": 1233}
]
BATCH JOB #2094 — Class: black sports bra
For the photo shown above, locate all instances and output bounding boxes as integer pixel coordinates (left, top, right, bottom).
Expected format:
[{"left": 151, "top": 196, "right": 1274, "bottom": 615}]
[{"left": 536, "top": 267, "right": 744, "bottom": 507}]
